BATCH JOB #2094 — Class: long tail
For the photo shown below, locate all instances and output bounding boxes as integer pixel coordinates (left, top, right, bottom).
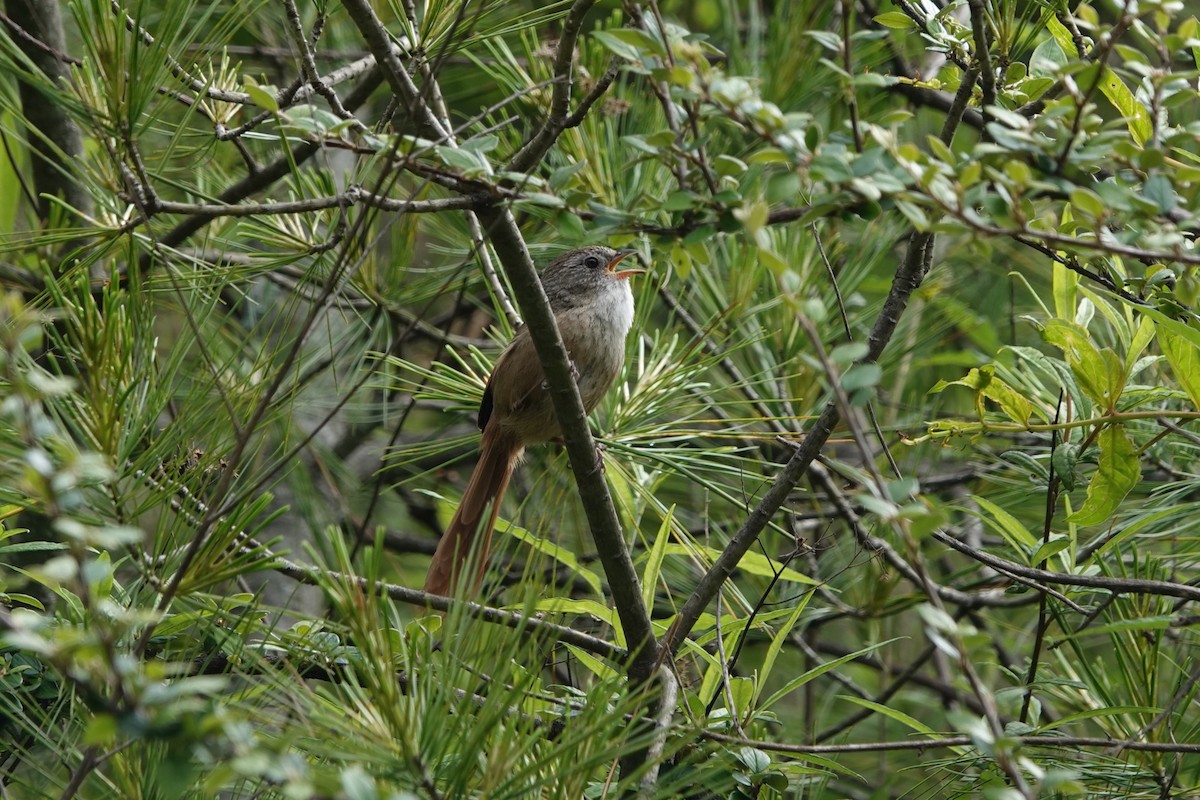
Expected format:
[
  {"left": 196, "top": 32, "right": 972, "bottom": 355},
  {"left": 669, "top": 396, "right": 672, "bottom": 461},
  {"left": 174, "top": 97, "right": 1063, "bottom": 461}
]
[{"left": 424, "top": 426, "right": 521, "bottom": 596}]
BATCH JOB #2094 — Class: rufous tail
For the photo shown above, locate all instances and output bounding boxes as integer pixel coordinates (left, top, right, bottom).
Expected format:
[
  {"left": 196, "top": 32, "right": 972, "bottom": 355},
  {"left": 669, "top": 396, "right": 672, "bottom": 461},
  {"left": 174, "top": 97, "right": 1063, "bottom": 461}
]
[{"left": 423, "top": 426, "right": 521, "bottom": 596}]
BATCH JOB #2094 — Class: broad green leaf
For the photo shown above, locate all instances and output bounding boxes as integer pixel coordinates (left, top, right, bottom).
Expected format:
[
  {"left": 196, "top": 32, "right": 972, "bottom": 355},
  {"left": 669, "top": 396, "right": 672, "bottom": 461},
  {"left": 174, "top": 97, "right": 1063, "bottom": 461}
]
[
  {"left": 1058, "top": 615, "right": 1175, "bottom": 641},
  {"left": 529, "top": 598, "right": 623, "bottom": 647},
  {"left": 592, "top": 28, "right": 666, "bottom": 61},
  {"left": 1097, "top": 66, "right": 1153, "bottom": 146},
  {"left": 1038, "top": 705, "right": 1162, "bottom": 732},
  {"left": 1139, "top": 305, "right": 1200, "bottom": 348},
  {"left": 564, "top": 644, "right": 619, "bottom": 680},
  {"left": 728, "top": 676, "right": 756, "bottom": 719},
  {"left": 930, "top": 365, "right": 1032, "bottom": 424},
  {"left": 1126, "top": 315, "right": 1156, "bottom": 376},
  {"left": 1045, "top": 16, "right": 1080, "bottom": 56},
  {"left": 1068, "top": 424, "right": 1140, "bottom": 526},
  {"left": 1047, "top": 16, "right": 1150, "bottom": 145},
  {"left": 1052, "top": 442, "right": 1081, "bottom": 491},
  {"left": 1041, "top": 320, "right": 1124, "bottom": 409},
  {"left": 1030, "top": 35, "right": 1067, "bottom": 79},
  {"left": 1030, "top": 535, "right": 1072, "bottom": 568},
  {"left": 1092, "top": 507, "right": 1182, "bottom": 559},
  {"left": 874, "top": 11, "right": 916, "bottom": 29},
  {"left": 736, "top": 746, "right": 770, "bottom": 773},
  {"left": 1143, "top": 174, "right": 1177, "bottom": 214},
  {"left": 1068, "top": 187, "right": 1104, "bottom": 220},
  {"left": 436, "top": 145, "right": 486, "bottom": 173},
  {"left": 1158, "top": 327, "right": 1200, "bottom": 408},
  {"left": 242, "top": 77, "right": 278, "bottom": 111},
  {"left": 965, "top": 496, "right": 1039, "bottom": 553},
  {"left": 696, "top": 617, "right": 754, "bottom": 707},
  {"left": 838, "top": 697, "right": 936, "bottom": 736}
]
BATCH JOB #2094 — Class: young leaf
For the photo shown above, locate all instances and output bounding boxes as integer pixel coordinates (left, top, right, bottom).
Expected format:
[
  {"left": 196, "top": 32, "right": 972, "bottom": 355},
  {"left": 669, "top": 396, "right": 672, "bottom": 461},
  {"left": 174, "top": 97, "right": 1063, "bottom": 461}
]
[
  {"left": 1041, "top": 320, "right": 1124, "bottom": 409},
  {"left": 1068, "top": 424, "right": 1140, "bottom": 526},
  {"left": 1158, "top": 327, "right": 1200, "bottom": 408}
]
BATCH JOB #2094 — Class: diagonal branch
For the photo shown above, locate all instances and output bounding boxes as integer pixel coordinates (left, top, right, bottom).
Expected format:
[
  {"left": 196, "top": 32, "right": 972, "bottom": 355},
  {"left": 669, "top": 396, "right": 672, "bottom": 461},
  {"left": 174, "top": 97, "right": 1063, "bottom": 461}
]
[
  {"left": 657, "top": 41, "right": 988, "bottom": 659},
  {"left": 934, "top": 531, "right": 1200, "bottom": 603},
  {"left": 505, "top": 0, "right": 601, "bottom": 174}
]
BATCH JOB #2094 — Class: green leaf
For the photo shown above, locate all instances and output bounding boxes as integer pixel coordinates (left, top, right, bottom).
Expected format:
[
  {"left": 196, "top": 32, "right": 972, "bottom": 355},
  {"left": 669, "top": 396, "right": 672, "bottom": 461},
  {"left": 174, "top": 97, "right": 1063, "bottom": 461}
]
[
  {"left": 1158, "top": 327, "right": 1200, "bottom": 408},
  {"left": 1058, "top": 615, "right": 1175, "bottom": 641},
  {"left": 1030, "top": 36, "right": 1067, "bottom": 79},
  {"left": 930, "top": 365, "right": 1032, "bottom": 424},
  {"left": 641, "top": 506, "right": 675, "bottom": 610},
  {"left": 663, "top": 544, "right": 817, "bottom": 585},
  {"left": 1045, "top": 17, "right": 1150, "bottom": 144},
  {"left": 436, "top": 145, "right": 486, "bottom": 173},
  {"left": 1030, "top": 535, "right": 1072, "bottom": 568},
  {"left": 874, "top": 11, "right": 916, "bottom": 29},
  {"left": 728, "top": 676, "right": 756, "bottom": 718},
  {"left": 733, "top": 199, "right": 769, "bottom": 236},
  {"left": 840, "top": 363, "right": 881, "bottom": 394},
  {"left": 1068, "top": 424, "right": 1140, "bottom": 526},
  {"left": 736, "top": 746, "right": 770, "bottom": 773},
  {"left": 592, "top": 28, "right": 666, "bottom": 61},
  {"left": 242, "top": 77, "right": 278, "bottom": 111},
  {"left": 1045, "top": 16, "right": 1079, "bottom": 57},
  {"left": 759, "top": 639, "right": 898, "bottom": 713},
  {"left": 838, "top": 696, "right": 936, "bottom": 735},
  {"left": 1052, "top": 442, "right": 1081, "bottom": 491},
  {"left": 508, "top": 523, "right": 603, "bottom": 596},
  {"left": 528, "top": 598, "right": 623, "bottom": 646},
  {"left": 564, "top": 644, "right": 619, "bottom": 680},
  {"left": 966, "top": 496, "right": 1039, "bottom": 553},
  {"left": 1143, "top": 174, "right": 1177, "bottom": 214},
  {"left": 1038, "top": 705, "right": 1162, "bottom": 732},
  {"left": 1096, "top": 67, "right": 1153, "bottom": 146},
  {"left": 548, "top": 160, "right": 587, "bottom": 190},
  {"left": 512, "top": 192, "right": 566, "bottom": 209},
  {"left": 755, "top": 593, "right": 812, "bottom": 705},
  {"left": 1069, "top": 188, "right": 1105, "bottom": 220},
  {"left": 1126, "top": 314, "right": 1156, "bottom": 376},
  {"left": 1041, "top": 320, "right": 1124, "bottom": 409},
  {"left": 664, "top": 191, "right": 700, "bottom": 211}
]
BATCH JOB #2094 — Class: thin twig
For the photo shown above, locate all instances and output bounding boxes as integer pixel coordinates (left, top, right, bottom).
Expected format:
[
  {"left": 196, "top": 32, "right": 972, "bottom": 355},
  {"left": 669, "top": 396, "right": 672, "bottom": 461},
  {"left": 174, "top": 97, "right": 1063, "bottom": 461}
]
[{"left": 934, "top": 531, "right": 1200, "bottom": 602}]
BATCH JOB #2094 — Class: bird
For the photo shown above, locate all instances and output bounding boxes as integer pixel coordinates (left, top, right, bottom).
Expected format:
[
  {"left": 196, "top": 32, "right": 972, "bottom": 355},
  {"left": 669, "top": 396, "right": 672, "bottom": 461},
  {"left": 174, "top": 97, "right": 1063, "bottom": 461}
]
[{"left": 423, "top": 245, "right": 643, "bottom": 596}]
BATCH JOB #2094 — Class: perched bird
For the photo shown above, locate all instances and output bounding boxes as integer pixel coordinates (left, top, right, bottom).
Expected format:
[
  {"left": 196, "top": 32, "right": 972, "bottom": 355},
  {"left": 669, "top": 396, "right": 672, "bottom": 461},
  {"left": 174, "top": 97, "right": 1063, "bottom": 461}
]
[{"left": 423, "top": 246, "right": 643, "bottom": 596}]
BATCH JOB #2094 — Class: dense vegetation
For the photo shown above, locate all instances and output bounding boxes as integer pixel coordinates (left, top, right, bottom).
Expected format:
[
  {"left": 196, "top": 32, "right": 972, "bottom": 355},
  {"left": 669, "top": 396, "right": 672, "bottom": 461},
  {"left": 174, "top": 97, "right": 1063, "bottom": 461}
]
[{"left": 2, "top": 0, "right": 1199, "bottom": 797}]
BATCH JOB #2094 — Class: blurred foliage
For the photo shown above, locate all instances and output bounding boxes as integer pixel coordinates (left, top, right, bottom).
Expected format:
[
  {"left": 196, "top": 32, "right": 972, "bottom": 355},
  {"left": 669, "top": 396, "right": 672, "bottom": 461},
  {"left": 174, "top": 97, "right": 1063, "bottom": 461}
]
[{"left": 1, "top": 0, "right": 1199, "bottom": 797}]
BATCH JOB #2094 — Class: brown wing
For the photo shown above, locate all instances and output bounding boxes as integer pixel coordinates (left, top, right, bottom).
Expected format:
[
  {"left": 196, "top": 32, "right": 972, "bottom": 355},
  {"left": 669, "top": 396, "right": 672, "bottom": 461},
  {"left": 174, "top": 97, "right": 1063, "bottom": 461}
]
[{"left": 485, "top": 329, "right": 548, "bottom": 425}]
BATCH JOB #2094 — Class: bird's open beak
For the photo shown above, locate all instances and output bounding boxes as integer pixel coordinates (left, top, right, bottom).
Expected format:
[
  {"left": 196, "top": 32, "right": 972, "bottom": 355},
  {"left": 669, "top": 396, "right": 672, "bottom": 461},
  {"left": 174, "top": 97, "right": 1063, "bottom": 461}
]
[{"left": 606, "top": 250, "right": 645, "bottom": 280}]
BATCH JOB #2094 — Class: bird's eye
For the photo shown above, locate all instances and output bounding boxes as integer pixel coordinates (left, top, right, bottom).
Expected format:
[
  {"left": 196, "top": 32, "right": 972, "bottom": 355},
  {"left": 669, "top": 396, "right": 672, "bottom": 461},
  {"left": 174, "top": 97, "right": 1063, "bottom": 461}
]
[{"left": 584, "top": 255, "right": 601, "bottom": 269}]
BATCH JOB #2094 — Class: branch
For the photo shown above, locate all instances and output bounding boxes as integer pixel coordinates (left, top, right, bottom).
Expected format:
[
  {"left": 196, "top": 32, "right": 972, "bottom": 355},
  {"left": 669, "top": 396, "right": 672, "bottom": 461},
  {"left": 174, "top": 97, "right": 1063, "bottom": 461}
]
[
  {"left": 966, "top": 0, "right": 996, "bottom": 123},
  {"left": 339, "top": 0, "right": 449, "bottom": 139},
  {"left": 148, "top": 67, "right": 384, "bottom": 259},
  {"left": 267, "top": 548, "right": 625, "bottom": 659},
  {"left": 132, "top": 190, "right": 479, "bottom": 223},
  {"left": 506, "top": 0, "right": 602, "bottom": 173},
  {"left": 702, "top": 730, "right": 1200, "bottom": 755},
  {"left": 934, "top": 531, "right": 1200, "bottom": 603}
]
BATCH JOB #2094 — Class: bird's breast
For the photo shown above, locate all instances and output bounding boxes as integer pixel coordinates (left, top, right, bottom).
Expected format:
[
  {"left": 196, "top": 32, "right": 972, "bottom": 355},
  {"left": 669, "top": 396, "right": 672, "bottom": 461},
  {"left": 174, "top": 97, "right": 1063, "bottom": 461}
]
[{"left": 563, "top": 281, "right": 634, "bottom": 412}]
